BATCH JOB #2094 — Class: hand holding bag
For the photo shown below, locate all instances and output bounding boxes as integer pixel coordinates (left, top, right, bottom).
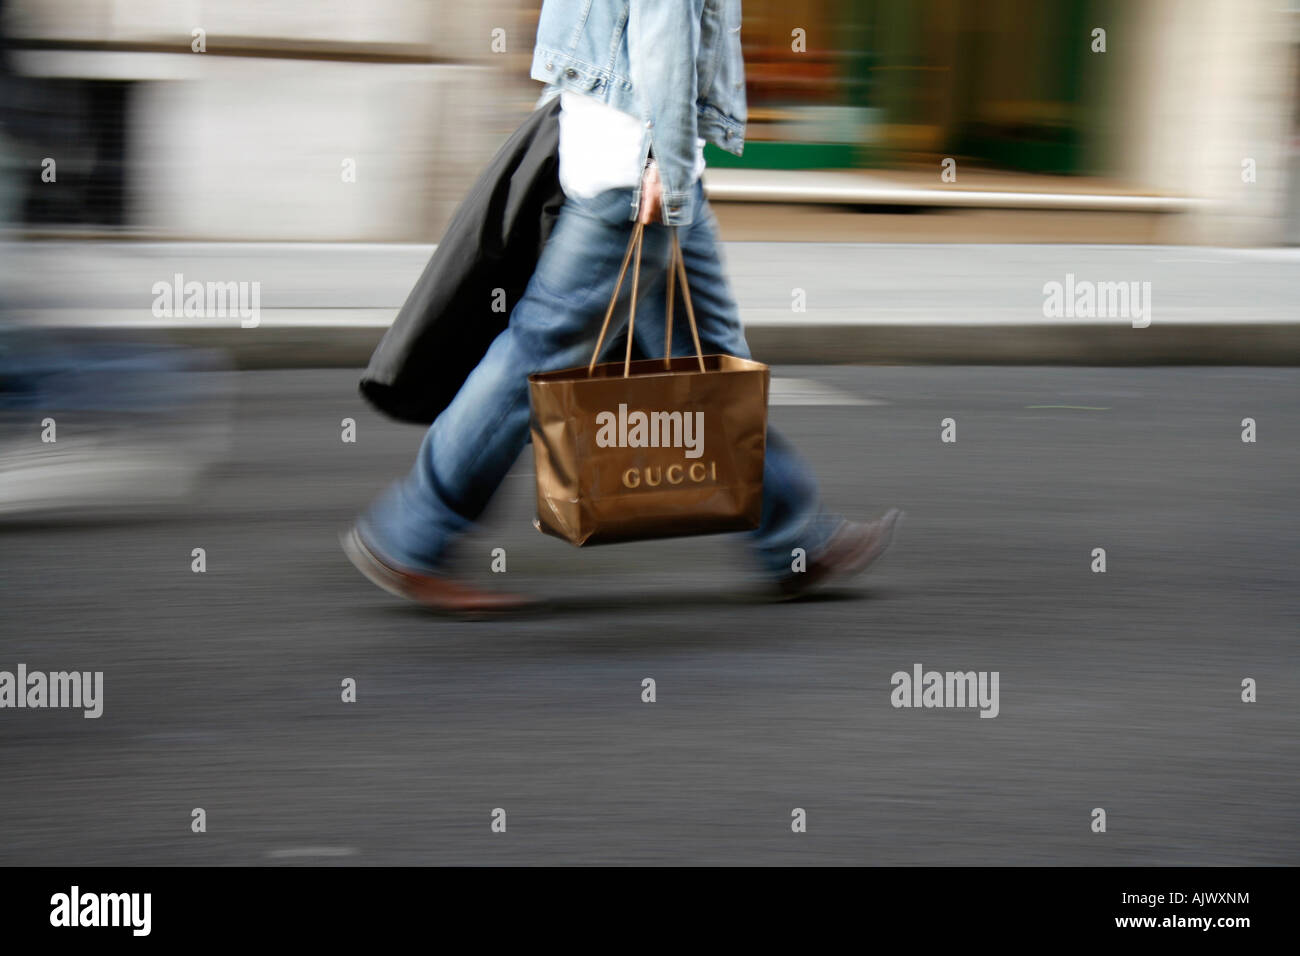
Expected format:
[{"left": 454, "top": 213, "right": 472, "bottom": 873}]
[{"left": 528, "top": 223, "right": 769, "bottom": 546}]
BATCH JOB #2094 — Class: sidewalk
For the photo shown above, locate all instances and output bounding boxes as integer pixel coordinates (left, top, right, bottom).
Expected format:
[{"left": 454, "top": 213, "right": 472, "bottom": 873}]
[
  {"left": 706, "top": 167, "right": 1194, "bottom": 210},
  {"left": 5, "top": 240, "right": 1298, "bottom": 366},
  {"left": 705, "top": 168, "right": 1203, "bottom": 244}
]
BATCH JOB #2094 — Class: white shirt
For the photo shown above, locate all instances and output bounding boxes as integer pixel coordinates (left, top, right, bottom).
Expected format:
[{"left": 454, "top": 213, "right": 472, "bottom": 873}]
[{"left": 557, "top": 90, "right": 706, "bottom": 200}]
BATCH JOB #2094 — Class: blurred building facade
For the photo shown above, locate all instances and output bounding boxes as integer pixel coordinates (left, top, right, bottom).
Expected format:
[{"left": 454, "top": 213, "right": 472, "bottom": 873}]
[{"left": 4, "top": 0, "right": 1299, "bottom": 244}]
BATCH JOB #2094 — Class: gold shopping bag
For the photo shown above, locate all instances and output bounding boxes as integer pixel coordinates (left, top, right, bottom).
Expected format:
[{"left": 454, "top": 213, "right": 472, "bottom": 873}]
[{"left": 528, "top": 223, "right": 769, "bottom": 546}]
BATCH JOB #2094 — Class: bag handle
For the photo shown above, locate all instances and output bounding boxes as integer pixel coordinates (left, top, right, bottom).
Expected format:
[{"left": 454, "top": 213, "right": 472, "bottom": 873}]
[{"left": 587, "top": 222, "right": 706, "bottom": 378}]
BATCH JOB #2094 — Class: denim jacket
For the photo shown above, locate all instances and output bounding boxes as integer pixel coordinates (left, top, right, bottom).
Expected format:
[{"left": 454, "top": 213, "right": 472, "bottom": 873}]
[{"left": 530, "top": 0, "right": 746, "bottom": 226}]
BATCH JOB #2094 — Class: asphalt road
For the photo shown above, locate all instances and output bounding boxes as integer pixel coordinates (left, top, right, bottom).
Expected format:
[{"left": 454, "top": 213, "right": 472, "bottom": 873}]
[{"left": 1, "top": 366, "right": 1297, "bottom": 865}]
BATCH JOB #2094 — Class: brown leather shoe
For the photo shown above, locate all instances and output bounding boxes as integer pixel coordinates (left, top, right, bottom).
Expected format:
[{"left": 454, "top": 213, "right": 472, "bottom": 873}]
[
  {"left": 341, "top": 525, "right": 534, "bottom": 617},
  {"left": 775, "top": 509, "right": 903, "bottom": 600}
]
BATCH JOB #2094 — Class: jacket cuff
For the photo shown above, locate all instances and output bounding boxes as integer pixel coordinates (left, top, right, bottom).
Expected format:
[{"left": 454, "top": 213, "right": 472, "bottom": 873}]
[{"left": 658, "top": 186, "right": 694, "bottom": 227}]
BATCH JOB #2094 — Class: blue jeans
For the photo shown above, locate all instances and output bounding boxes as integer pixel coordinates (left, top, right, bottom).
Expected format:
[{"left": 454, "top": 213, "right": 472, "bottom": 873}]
[{"left": 362, "top": 179, "right": 839, "bottom": 578}]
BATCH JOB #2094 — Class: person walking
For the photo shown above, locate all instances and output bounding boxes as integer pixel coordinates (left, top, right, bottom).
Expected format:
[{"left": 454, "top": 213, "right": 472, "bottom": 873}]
[{"left": 344, "top": 0, "right": 900, "bottom": 613}]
